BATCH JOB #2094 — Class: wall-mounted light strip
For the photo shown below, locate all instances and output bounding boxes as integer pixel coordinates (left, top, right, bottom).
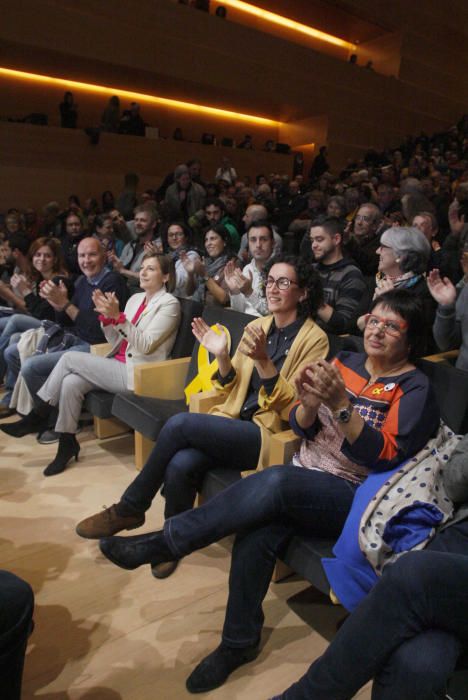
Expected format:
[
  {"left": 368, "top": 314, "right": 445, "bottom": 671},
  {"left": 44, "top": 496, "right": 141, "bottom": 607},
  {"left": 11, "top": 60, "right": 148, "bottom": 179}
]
[
  {"left": 220, "top": 1, "right": 356, "bottom": 50},
  {"left": 0, "top": 66, "right": 280, "bottom": 127}
]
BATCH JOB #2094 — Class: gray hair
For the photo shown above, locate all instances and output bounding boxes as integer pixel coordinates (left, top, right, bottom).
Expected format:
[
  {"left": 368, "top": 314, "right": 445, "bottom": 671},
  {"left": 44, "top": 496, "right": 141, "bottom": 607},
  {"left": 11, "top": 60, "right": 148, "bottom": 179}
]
[
  {"left": 358, "top": 202, "right": 382, "bottom": 223},
  {"left": 174, "top": 164, "right": 190, "bottom": 180},
  {"left": 380, "top": 226, "right": 430, "bottom": 275}
]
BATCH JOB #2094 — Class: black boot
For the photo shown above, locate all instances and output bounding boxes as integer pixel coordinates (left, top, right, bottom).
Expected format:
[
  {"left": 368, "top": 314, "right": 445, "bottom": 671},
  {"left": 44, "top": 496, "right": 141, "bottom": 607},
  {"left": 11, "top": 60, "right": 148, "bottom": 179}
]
[
  {"left": 99, "top": 529, "right": 174, "bottom": 571},
  {"left": 0, "top": 410, "right": 50, "bottom": 438},
  {"left": 43, "top": 433, "right": 80, "bottom": 476},
  {"left": 186, "top": 642, "right": 260, "bottom": 693}
]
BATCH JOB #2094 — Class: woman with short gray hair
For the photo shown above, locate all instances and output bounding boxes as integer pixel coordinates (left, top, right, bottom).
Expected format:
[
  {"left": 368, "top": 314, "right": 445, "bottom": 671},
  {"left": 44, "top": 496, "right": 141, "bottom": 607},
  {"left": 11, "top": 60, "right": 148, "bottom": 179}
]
[{"left": 358, "top": 226, "right": 436, "bottom": 354}]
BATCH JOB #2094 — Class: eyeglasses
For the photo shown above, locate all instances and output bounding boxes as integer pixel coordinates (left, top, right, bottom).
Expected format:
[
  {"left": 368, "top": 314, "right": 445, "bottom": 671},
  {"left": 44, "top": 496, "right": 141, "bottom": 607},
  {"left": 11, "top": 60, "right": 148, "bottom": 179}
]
[
  {"left": 364, "top": 313, "right": 408, "bottom": 337},
  {"left": 355, "top": 214, "right": 372, "bottom": 223},
  {"left": 168, "top": 231, "right": 185, "bottom": 239},
  {"left": 265, "top": 276, "right": 298, "bottom": 290}
]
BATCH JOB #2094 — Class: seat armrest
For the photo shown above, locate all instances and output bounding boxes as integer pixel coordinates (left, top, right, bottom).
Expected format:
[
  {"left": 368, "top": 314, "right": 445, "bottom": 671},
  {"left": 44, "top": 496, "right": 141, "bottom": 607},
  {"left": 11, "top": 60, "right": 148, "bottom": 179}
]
[
  {"left": 423, "top": 350, "right": 459, "bottom": 363},
  {"left": 134, "top": 356, "right": 191, "bottom": 399},
  {"left": 189, "top": 389, "right": 225, "bottom": 414},
  {"left": 268, "top": 429, "right": 301, "bottom": 466},
  {"left": 91, "top": 342, "right": 112, "bottom": 356}
]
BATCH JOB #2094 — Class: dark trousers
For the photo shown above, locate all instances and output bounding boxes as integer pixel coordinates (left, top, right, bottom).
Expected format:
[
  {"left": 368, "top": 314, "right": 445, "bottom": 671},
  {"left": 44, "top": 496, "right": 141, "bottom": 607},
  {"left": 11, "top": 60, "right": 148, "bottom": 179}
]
[
  {"left": 275, "top": 522, "right": 468, "bottom": 700},
  {"left": 122, "top": 412, "right": 262, "bottom": 518},
  {"left": 164, "top": 465, "right": 358, "bottom": 646},
  {"left": 0, "top": 570, "right": 34, "bottom": 700}
]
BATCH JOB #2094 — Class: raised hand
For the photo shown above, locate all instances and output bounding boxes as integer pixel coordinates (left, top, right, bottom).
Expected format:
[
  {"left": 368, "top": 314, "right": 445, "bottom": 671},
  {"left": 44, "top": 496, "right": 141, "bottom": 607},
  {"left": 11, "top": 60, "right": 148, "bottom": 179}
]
[
  {"left": 294, "top": 365, "right": 322, "bottom": 411},
  {"left": 224, "top": 260, "right": 239, "bottom": 293},
  {"left": 10, "top": 273, "right": 32, "bottom": 297},
  {"left": 40, "top": 280, "right": 69, "bottom": 310},
  {"left": 238, "top": 325, "right": 268, "bottom": 361},
  {"left": 427, "top": 269, "right": 457, "bottom": 306},
  {"left": 225, "top": 261, "right": 253, "bottom": 295},
  {"left": 108, "top": 252, "right": 124, "bottom": 272},
  {"left": 144, "top": 240, "right": 163, "bottom": 256},
  {"left": 302, "top": 359, "right": 348, "bottom": 412},
  {"left": 191, "top": 317, "right": 228, "bottom": 357},
  {"left": 374, "top": 277, "right": 395, "bottom": 298},
  {"left": 93, "top": 289, "right": 120, "bottom": 319},
  {"left": 180, "top": 251, "right": 204, "bottom": 276}
]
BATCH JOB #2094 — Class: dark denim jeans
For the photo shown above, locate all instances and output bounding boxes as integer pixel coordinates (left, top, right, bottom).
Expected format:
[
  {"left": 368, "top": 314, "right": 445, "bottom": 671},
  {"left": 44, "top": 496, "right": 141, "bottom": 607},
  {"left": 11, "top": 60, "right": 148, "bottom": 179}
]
[
  {"left": 274, "top": 523, "right": 468, "bottom": 700},
  {"left": 122, "top": 412, "right": 262, "bottom": 518},
  {"left": 0, "top": 315, "right": 42, "bottom": 406},
  {"left": 164, "top": 465, "right": 358, "bottom": 646},
  {"left": 0, "top": 570, "right": 34, "bottom": 700}
]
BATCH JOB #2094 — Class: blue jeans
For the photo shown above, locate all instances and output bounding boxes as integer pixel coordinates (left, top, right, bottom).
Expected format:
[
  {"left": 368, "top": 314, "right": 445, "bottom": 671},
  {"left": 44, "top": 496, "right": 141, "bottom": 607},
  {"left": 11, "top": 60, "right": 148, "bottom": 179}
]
[
  {"left": 122, "top": 412, "right": 262, "bottom": 518},
  {"left": 0, "top": 570, "right": 34, "bottom": 700},
  {"left": 274, "top": 523, "right": 468, "bottom": 700},
  {"left": 0, "top": 315, "right": 42, "bottom": 403},
  {"left": 164, "top": 466, "right": 358, "bottom": 646}
]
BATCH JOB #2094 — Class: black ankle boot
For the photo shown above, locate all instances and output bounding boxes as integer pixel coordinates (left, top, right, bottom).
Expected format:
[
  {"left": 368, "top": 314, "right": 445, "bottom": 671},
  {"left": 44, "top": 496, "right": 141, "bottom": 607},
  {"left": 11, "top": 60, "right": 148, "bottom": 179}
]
[
  {"left": 43, "top": 433, "right": 80, "bottom": 476},
  {"left": 99, "top": 529, "right": 174, "bottom": 571},
  {"left": 186, "top": 642, "right": 260, "bottom": 693},
  {"left": 0, "top": 410, "right": 49, "bottom": 438}
]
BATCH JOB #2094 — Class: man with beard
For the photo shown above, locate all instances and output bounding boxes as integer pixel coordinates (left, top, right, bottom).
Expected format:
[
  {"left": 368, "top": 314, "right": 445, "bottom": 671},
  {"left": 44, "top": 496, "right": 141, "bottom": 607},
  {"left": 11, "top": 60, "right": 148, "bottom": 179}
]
[
  {"left": 310, "top": 216, "right": 369, "bottom": 335},
  {"left": 110, "top": 204, "right": 160, "bottom": 292},
  {"left": 345, "top": 203, "right": 383, "bottom": 276}
]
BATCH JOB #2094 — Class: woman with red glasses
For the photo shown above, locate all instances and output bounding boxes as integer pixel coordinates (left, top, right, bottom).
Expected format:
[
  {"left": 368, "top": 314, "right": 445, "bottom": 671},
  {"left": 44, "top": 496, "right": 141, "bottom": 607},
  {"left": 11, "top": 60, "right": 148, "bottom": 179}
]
[
  {"left": 77, "top": 255, "right": 329, "bottom": 577},
  {"left": 96, "top": 289, "right": 440, "bottom": 694}
]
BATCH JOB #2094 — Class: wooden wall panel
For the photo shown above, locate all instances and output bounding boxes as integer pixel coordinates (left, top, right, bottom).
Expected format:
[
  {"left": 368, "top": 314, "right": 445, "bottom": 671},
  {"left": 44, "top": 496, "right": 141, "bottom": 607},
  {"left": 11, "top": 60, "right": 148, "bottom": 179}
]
[
  {"left": 0, "top": 0, "right": 466, "bottom": 183},
  {"left": 0, "top": 122, "right": 294, "bottom": 210}
]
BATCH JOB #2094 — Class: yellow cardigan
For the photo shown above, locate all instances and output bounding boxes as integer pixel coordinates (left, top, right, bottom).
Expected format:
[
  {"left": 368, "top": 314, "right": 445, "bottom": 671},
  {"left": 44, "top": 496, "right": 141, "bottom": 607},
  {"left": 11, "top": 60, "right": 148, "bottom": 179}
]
[{"left": 209, "top": 315, "right": 329, "bottom": 469}]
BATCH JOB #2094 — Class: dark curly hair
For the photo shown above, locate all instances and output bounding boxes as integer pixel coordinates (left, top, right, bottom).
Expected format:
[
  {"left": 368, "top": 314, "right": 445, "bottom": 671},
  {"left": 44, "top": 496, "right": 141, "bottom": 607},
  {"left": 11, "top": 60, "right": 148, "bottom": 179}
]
[{"left": 263, "top": 253, "right": 323, "bottom": 320}]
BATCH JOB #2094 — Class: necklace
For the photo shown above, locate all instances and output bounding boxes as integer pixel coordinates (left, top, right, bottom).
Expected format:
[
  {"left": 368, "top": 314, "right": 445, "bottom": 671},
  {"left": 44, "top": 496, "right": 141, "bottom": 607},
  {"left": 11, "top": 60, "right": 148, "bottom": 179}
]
[{"left": 365, "top": 358, "right": 410, "bottom": 386}]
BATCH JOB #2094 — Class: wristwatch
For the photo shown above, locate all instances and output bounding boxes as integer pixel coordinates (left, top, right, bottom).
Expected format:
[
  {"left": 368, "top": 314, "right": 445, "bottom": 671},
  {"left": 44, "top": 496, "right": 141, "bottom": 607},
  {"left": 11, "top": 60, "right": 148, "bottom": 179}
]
[{"left": 333, "top": 402, "right": 353, "bottom": 423}]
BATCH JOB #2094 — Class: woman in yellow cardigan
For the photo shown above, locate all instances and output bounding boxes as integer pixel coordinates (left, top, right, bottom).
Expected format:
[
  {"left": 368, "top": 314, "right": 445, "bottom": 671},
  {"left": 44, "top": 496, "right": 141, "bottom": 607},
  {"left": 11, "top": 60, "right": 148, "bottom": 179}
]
[{"left": 77, "top": 254, "right": 329, "bottom": 576}]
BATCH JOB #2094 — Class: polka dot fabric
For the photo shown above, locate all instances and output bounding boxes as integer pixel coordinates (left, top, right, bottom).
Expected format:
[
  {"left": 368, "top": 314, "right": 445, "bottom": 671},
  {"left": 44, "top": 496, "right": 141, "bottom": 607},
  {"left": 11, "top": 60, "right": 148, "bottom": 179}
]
[{"left": 359, "top": 423, "right": 463, "bottom": 573}]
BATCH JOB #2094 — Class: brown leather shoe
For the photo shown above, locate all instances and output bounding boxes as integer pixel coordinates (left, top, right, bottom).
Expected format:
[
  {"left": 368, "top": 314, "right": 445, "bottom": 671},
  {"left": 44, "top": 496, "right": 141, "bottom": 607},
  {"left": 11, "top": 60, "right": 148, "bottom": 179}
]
[
  {"left": 76, "top": 504, "right": 145, "bottom": 539},
  {"left": 151, "top": 559, "right": 179, "bottom": 579}
]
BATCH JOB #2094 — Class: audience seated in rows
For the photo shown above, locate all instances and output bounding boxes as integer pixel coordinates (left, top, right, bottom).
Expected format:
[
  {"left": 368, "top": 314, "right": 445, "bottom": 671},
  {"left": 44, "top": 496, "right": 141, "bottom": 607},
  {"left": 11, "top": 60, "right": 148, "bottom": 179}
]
[
  {"left": 76, "top": 256, "right": 329, "bottom": 576},
  {"left": 1, "top": 238, "right": 128, "bottom": 441},
  {"left": 1, "top": 113, "right": 468, "bottom": 698},
  {"left": 4, "top": 252, "right": 180, "bottom": 476},
  {"left": 95, "top": 289, "right": 441, "bottom": 692}
]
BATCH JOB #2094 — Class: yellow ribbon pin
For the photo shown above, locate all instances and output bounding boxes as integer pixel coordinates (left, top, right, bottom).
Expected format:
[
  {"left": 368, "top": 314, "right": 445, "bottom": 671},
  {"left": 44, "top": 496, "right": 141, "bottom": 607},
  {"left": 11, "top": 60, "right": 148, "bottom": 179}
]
[{"left": 184, "top": 324, "right": 231, "bottom": 404}]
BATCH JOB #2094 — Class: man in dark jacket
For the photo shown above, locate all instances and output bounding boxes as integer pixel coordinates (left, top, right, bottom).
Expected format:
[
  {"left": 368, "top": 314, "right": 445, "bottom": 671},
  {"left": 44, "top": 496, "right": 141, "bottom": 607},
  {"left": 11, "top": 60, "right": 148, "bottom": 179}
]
[
  {"left": 1, "top": 238, "right": 128, "bottom": 438},
  {"left": 309, "top": 217, "right": 370, "bottom": 335}
]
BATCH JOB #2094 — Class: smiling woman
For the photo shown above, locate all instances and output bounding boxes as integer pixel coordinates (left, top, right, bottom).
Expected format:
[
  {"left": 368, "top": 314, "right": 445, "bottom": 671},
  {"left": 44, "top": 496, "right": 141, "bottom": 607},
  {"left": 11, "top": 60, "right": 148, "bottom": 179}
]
[
  {"left": 1, "top": 252, "right": 181, "bottom": 477},
  {"left": 95, "top": 289, "right": 440, "bottom": 693},
  {"left": 75, "top": 254, "right": 329, "bottom": 578},
  {"left": 357, "top": 226, "right": 437, "bottom": 354},
  {"left": 197, "top": 223, "right": 240, "bottom": 306}
]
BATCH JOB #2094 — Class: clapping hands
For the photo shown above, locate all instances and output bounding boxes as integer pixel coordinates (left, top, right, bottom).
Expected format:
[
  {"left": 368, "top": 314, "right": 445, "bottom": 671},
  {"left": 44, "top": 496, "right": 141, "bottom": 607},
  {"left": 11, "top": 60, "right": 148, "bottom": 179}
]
[
  {"left": 224, "top": 260, "right": 253, "bottom": 296},
  {"left": 295, "top": 359, "right": 347, "bottom": 412},
  {"left": 191, "top": 317, "right": 228, "bottom": 357},
  {"left": 93, "top": 289, "right": 120, "bottom": 319}
]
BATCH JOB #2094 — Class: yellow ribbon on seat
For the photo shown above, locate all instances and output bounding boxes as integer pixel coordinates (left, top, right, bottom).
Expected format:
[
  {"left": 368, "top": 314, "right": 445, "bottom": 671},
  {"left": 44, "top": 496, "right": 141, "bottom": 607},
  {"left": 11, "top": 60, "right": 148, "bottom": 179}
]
[{"left": 184, "top": 324, "right": 231, "bottom": 404}]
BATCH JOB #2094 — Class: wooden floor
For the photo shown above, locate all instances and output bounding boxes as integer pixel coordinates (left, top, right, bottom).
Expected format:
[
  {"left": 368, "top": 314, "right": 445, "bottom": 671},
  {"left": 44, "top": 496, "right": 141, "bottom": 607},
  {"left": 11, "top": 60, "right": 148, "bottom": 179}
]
[{"left": 0, "top": 420, "right": 372, "bottom": 700}]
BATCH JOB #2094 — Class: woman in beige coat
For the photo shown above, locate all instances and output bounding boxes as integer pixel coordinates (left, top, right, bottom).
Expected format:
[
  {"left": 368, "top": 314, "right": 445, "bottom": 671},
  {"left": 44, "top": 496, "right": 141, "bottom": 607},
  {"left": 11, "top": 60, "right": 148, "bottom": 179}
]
[{"left": 35, "top": 253, "right": 181, "bottom": 476}]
